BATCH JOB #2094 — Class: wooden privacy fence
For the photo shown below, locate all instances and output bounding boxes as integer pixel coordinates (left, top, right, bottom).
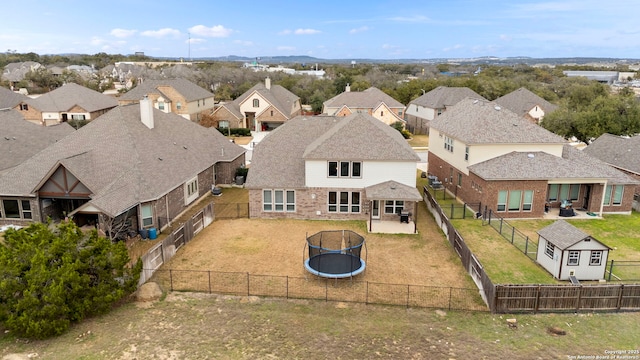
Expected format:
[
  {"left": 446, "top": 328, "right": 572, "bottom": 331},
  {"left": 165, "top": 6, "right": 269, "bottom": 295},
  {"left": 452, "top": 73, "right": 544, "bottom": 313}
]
[
  {"left": 422, "top": 186, "right": 640, "bottom": 314},
  {"left": 149, "top": 269, "right": 488, "bottom": 312}
]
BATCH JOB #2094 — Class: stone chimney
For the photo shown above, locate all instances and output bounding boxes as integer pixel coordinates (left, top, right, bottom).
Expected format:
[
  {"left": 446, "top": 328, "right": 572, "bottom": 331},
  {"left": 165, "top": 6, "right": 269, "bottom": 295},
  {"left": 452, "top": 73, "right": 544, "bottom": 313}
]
[
  {"left": 265, "top": 77, "right": 271, "bottom": 90},
  {"left": 345, "top": 83, "right": 350, "bottom": 92},
  {"left": 140, "top": 95, "right": 154, "bottom": 129}
]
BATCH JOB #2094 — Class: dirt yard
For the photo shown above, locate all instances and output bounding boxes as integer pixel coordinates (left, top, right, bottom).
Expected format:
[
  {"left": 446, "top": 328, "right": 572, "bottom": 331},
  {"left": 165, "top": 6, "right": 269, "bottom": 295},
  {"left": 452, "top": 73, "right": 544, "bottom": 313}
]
[{"left": 160, "top": 200, "right": 473, "bottom": 288}]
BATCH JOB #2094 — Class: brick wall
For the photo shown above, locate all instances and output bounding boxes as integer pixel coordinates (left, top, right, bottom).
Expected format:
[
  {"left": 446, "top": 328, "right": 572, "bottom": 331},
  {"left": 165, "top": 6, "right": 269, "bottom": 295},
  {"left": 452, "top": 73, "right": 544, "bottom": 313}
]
[
  {"left": 256, "top": 105, "right": 289, "bottom": 122},
  {"left": 215, "top": 154, "right": 245, "bottom": 185},
  {"left": 13, "top": 104, "right": 42, "bottom": 123},
  {"left": 209, "top": 107, "right": 243, "bottom": 128}
]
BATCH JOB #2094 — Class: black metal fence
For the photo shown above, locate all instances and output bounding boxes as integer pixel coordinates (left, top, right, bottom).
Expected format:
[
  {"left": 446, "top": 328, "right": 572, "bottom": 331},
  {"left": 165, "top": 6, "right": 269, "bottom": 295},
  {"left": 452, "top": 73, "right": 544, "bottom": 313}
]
[
  {"left": 607, "top": 260, "right": 640, "bottom": 282},
  {"left": 482, "top": 208, "right": 538, "bottom": 260},
  {"left": 213, "top": 202, "right": 249, "bottom": 219},
  {"left": 149, "top": 269, "right": 487, "bottom": 311}
]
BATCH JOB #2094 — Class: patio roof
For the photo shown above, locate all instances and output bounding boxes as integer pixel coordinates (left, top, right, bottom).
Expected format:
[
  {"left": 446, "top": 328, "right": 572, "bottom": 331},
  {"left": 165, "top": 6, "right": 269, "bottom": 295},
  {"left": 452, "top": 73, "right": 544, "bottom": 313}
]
[{"left": 365, "top": 180, "right": 422, "bottom": 201}]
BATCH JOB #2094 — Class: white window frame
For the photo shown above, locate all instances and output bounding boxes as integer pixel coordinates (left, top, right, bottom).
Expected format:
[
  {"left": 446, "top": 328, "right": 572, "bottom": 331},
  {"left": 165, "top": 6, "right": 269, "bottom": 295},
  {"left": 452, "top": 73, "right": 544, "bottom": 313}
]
[
  {"left": 384, "top": 200, "right": 404, "bottom": 214},
  {"left": 184, "top": 176, "right": 199, "bottom": 205},
  {"left": 464, "top": 146, "right": 469, "bottom": 161},
  {"left": 444, "top": 136, "right": 454, "bottom": 152},
  {"left": 613, "top": 186, "right": 624, "bottom": 206},
  {"left": 497, "top": 191, "right": 507, "bottom": 212},
  {"left": 523, "top": 190, "right": 534, "bottom": 212},
  {"left": 286, "top": 190, "right": 295, "bottom": 212},
  {"left": 253, "top": 98, "right": 260, "bottom": 107},
  {"left": 141, "top": 203, "right": 153, "bottom": 227},
  {"left": 567, "top": 250, "right": 580, "bottom": 266},
  {"left": 263, "top": 190, "right": 273, "bottom": 211},
  {"left": 263, "top": 189, "right": 295, "bottom": 212},
  {"left": 590, "top": 251, "right": 603, "bottom": 266},
  {"left": 328, "top": 161, "right": 361, "bottom": 178},
  {"left": 328, "top": 191, "right": 360, "bottom": 213},
  {"left": 508, "top": 190, "right": 522, "bottom": 211},
  {"left": 545, "top": 242, "right": 554, "bottom": 259}
]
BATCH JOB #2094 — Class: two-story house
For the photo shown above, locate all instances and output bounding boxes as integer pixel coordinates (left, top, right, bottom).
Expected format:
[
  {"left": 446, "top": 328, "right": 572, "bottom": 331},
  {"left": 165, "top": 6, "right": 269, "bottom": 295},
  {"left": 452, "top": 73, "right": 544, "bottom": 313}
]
[
  {"left": 209, "top": 77, "right": 301, "bottom": 131},
  {"left": 0, "top": 100, "right": 245, "bottom": 237},
  {"left": 322, "top": 86, "right": 405, "bottom": 126},
  {"left": 118, "top": 78, "right": 215, "bottom": 122},
  {"left": 245, "top": 113, "right": 422, "bottom": 233},
  {"left": 13, "top": 83, "right": 118, "bottom": 126},
  {"left": 405, "top": 86, "right": 486, "bottom": 135},
  {"left": 427, "top": 98, "right": 638, "bottom": 218},
  {"left": 494, "top": 87, "right": 558, "bottom": 124}
]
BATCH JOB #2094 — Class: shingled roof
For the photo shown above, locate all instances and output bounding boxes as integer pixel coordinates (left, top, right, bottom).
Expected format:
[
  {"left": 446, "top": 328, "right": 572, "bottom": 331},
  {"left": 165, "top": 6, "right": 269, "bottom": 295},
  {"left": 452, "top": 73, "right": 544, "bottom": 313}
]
[
  {"left": 118, "top": 78, "right": 214, "bottom": 102},
  {"left": 0, "top": 104, "right": 245, "bottom": 217},
  {"left": 236, "top": 81, "right": 300, "bottom": 117},
  {"left": 0, "top": 109, "right": 74, "bottom": 173},
  {"left": 31, "top": 83, "right": 118, "bottom": 112},
  {"left": 245, "top": 113, "right": 419, "bottom": 190},
  {"left": 323, "top": 87, "right": 404, "bottom": 111},
  {"left": 429, "top": 98, "right": 566, "bottom": 145},
  {"left": 0, "top": 87, "right": 30, "bottom": 109},
  {"left": 409, "top": 86, "right": 486, "bottom": 108},
  {"left": 583, "top": 133, "right": 640, "bottom": 175},
  {"left": 494, "top": 87, "right": 558, "bottom": 118}
]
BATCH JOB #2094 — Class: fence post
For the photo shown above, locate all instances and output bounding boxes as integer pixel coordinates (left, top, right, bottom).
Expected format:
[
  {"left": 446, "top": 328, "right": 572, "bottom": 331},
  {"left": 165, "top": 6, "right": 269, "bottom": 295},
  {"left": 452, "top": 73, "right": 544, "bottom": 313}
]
[
  {"left": 575, "top": 286, "right": 582, "bottom": 312},
  {"left": 208, "top": 271, "right": 212, "bottom": 294},
  {"left": 524, "top": 236, "right": 529, "bottom": 256},
  {"left": 499, "top": 217, "right": 503, "bottom": 234},
  {"left": 511, "top": 227, "right": 515, "bottom": 244},
  {"left": 534, "top": 285, "right": 541, "bottom": 313},
  {"left": 608, "top": 260, "right": 614, "bottom": 282},
  {"left": 170, "top": 269, "right": 173, "bottom": 291},
  {"left": 286, "top": 276, "right": 289, "bottom": 299},
  {"left": 449, "top": 287, "right": 453, "bottom": 310},
  {"left": 463, "top": 204, "right": 467, "bottom": 219},
  {"left": 617, "top": 284, "right": 624, "bottom": 311},
  {"left": 247, "top": 273, "right": 250, "bottom": 296},
  {"left": 450, "top": 204, "right": 454, "bottom": 219},
  {"left": 366, "top": 282, "right": 369, "bottom": 305},
  {"left": 406, "top": 285, "right": 410, "bottom": 308}
]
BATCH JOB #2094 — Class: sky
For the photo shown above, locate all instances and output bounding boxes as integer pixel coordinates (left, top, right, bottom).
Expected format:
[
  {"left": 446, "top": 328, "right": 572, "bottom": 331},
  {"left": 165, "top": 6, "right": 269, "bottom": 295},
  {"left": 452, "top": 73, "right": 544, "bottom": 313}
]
[{"left": 2, "top": 0, "right": 639, "bottom": 60}]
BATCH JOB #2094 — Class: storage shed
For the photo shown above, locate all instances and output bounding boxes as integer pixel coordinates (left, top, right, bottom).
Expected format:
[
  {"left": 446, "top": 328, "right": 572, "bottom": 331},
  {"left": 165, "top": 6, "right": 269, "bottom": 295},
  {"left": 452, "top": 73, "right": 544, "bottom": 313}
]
[{"left": 536, "top": 220, "right": 611, "bottom": 281}]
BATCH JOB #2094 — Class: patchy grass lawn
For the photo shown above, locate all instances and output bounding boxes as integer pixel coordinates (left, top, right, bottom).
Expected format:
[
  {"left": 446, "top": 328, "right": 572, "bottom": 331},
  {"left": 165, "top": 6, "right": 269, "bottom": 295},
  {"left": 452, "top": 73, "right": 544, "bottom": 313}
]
[
  {"left": 408, "top": 134, "right": 429, "bottom": 147},
  {"left": 1, "top": 292, "right": 638, "bottom": 359}
]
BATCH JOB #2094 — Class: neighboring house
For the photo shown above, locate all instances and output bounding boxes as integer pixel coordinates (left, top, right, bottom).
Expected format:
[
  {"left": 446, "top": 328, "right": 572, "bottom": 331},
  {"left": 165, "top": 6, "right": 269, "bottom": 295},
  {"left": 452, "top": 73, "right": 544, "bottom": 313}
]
[
  {"left": 209, "top": 77, "right": 301, "bottom": 131},
  {"left": 322, "top": 86, "right": 405, "bottom": 126},
  {"left": 536, "top": 220, "right": 611, "bottom": 281},
  {"left": 0, "top": 100, "right": 246, "bottom": 238},
  {"left": 13, "top": 83, "right": 118, "bottom": 126},
  {"left": 118, "top": 78, "right": 215, "bottom": 122},
  {"left": 1, "top": 61, "right": 43, "bottom": 87},
  {"left": 245, "top": 113, "right": 422, "bottom": 232},
  {"left": 494, "top": 87, "right": 558, "bottom": 124},
  {"left": 562, "top": 70, "right": 619, "bottom": 84},
  {"left": 0, "top": 109, "right": 74, "bottom": 175},
  {"left": 427, "top": 98, "right": 638, "bottom": 219},
  {"left": 0, "top": 86, "right": 30, "bottom": 109},
  {"left": 583, "top": 134, "right": 640, "bottom": 197},
  {"left": 405, "top": 86, "right": 486, "bottom": 134}
]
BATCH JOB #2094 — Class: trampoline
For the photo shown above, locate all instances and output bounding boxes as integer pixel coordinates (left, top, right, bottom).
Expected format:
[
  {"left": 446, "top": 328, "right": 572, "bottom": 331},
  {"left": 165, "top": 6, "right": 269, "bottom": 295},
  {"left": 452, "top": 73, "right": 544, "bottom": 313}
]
[{"left": 303, "top": 230, "right": 366, "bottom": 279}]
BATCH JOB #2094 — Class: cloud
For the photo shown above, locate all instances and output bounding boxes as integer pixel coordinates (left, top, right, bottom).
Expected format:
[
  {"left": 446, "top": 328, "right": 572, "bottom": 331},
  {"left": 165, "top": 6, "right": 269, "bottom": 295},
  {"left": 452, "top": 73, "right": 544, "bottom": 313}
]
[
  {"left": 294, "top": 28, "right": 321, "bottom": 35},
  {"left": 388, "top": 15, "right": 430, "bottom": 23},
  {"left": 277, "top": 45, "right": 296, "bottom": 51},
  {"left": 349, "top": 26, "right": 370, "bottom": 34},
  {"left": 188, "top": 25, "right": 233, "bottom": 38},
  {"left": 141, "top": 28, "right": 181, "bottom": 38},
  {"left": 110, "top": 28, "right": 137, "bottom": 38},
  {"left": 278, "top": 29, "right": 292, "bottom": 35}
]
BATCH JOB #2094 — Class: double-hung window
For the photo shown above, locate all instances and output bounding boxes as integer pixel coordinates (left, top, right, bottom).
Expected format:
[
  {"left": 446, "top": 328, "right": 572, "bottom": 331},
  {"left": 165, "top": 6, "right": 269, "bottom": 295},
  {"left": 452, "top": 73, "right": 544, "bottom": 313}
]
[
  {"left": 590, "top": 251, "right": 603, "bottom": 266},
  {"left": 545, "top": 242, "right": 554, "bottom": 259},
  {"left": 263, "top": 190, "right": 295, "bottom": 212},
  {"left": 384, "top": 200, "right": 404, "bottom": 214},
  {"left": 328, "top": 161, "right": 362, "bottom": 178},
  {"left": 141, "top": 204, "right": 153, "bottom": 227},
  {"left": 328, "top": 191, "right": 360, "bottom": 213},
  {"left": 497, "top": 191, "right": 507, "bottom": 212},
  {"left": 567, "top": 251, "right": 580, "bottom": 266}
]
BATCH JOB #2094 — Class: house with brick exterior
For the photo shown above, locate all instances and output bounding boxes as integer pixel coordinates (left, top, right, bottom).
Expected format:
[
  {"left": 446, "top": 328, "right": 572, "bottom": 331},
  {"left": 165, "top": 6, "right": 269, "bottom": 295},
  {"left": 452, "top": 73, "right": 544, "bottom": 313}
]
[
  {"left": 494, "top": 87, "right": 558, "bottom": 124},
  {"left": 405, "top": 86, "right": 486, "bottom": 135},
  {"left": 0, "top": 109, "right": 74, "bottom": 175},
  {"left": 208, "top": 77, "right": 301, "bottom": 131},
  {"left": 118, "top": 78, "right": 215, "bottom": 122},
  {"left": 245, "top": 113, "right": 422, "bottom": 233},
  {"left": 427, "top": 98, "right": 638, "bottom": 219},
  {"left": 322, "top": 86, "right": 405, "bottom": 126},
  {"left": 0, "top": 86, "right": 30, "bottom": 110},
  {"left": 0, "top": 100, "right": 245, "bottom": 238},
  {"left": 12, "top": 83, "right": 118, "bottom": 126}
]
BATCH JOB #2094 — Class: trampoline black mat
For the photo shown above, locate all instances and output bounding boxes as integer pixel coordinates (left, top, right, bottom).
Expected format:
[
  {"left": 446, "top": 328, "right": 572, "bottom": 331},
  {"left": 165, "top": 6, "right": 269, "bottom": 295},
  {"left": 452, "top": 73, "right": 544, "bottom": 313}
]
[{"left": 307, "top": 253, "right": 363, "bottom": 274}]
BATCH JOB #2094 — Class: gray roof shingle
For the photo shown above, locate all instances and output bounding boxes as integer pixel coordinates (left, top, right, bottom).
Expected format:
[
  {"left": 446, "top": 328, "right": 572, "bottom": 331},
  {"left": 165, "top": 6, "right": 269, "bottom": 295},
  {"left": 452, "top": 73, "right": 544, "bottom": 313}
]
[
  {"left": 494, "top": 87, "right": 558, "bottom": 118},
  {"left": 583, "top": 134, "right": 640, "bottom": 175},
  {"left": 118, "top": 78, "right": 214, "bottom": 102},
  {"left": 537, "top": 220, "right": 609, "bottom": 250},
  {"left": 0, "top": 105, "right": 245, "bottom": 217},
  {"left": 245, "top": 113, "right": 419, "bottom": 189},
  {"left": 409, "top": 86, "right": 486, "bottom": 108},
  {"left": 323, "top": 87, "right": 404, "bottom": 111},
  {"left": 429, "top": 98, "right": 566, "bottom": 145},
  {"left": 0, "top": 87, "right": 30, "bottom": 109},
  {"left": 30, "top": 83, "right": 118, "bottom": 112},
  {"left": 365, "top": 180, "right": 422, "bottom": 201}
]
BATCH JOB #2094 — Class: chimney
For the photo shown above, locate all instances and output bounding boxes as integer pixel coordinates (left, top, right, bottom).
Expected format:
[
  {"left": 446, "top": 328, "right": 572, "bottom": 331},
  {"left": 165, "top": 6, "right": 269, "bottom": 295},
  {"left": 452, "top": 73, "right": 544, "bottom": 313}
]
[
  {"left": 265, "top": 77, "right": 271, "bottom": 90},
  {"left": 345, "top": 83, "right": 350, "bottom": 92},
  {"left": 140, "top": 95, "right": 154, "bottom": 129}
]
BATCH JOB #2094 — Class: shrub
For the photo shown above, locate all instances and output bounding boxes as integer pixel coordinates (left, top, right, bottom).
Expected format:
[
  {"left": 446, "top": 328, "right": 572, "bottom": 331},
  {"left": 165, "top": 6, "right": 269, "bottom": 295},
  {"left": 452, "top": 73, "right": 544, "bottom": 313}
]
[{"left": 217, "top": 127, "right": 251, "bottom": 137}]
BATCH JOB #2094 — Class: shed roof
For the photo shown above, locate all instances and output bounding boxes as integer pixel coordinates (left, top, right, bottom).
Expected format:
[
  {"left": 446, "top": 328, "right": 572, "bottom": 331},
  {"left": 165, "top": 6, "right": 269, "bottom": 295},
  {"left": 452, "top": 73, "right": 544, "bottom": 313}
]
[{"left": 537, "top": 220, "right": 610, "bottom": 250}]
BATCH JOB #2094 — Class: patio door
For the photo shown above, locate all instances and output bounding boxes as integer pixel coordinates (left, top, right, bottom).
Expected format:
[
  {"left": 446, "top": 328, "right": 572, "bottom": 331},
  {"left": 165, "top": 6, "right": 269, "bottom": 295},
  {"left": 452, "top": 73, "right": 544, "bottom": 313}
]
[
  {"left": 372, "top": 200, "right": 380, "bottom": 220},
  {"left": 582, "top": 185, "right": 591, "bottom": 210}
]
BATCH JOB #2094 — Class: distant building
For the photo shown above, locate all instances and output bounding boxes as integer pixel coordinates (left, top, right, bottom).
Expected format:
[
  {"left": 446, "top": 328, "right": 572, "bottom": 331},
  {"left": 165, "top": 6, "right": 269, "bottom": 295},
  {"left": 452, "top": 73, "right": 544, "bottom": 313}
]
[{"left": 562, "top": 71, "right": 618, "bottom": 84}]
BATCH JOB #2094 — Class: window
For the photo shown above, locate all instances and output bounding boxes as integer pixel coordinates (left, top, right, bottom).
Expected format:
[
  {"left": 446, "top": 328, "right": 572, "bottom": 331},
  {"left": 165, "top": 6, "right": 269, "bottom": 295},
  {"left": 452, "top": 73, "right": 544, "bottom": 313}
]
[
  {"left": 253, "top": 99, "right": 260, "bottom": 107},
  {"left": 21, "top": 200, "right": 32, "bottom": 219},
  {"left": 613, "top": 186, "right": 624, "bottom": 205},
  {"left": 20, "top": 103, "right": 28, "bottom": 111},
  {"left": 497, "top": 191, "right": 507, "bottom": 212},
  {"left": 380, "top": 111, "right": 384, "bottom": 117},
  {"left": 523, "top": 190, "right": 533, "bottom": 211},
  {"left": 270, "top": 110, "right": 274, "bottom": 116},
  {"left": 158, "top": 101, "right": 165, "bottom": 111},
  {"left": 2, "top": 200, "right": 20, "bottom": 218},
  {"left": 559, "top": 184, "right": 570, "bottom": 202},
  {"left": 71, "top": 114, "right": 85, "bottom": 120},
  {"left": 548, "top": 184, "right": 559, "bottom": 201},
  {"left": 219, "top": 120, "right": 229, "bottom": 129},
  {"left": 604, "top": 185, "right": 612, "bottom": 205},
  {"left": 465, "top": 146, "right": 469, "bottom": 161},
  {"left": 184, "top": 177, "right": 199, "bottom": 205},
  {"left": 384, "top": 200, "right": 404, "bottom": 214},
  {"left": 590, "top": 251, "right": 603, "bottom": 266},
  {"left": 328, "top": 191, "right": 360, "bottom": 213},
  {"left": 141, "top": 204, "right": 153, "bottom": 227},
  {"left": 567, "top": 251, "right": 580, "bottom": 266},
  {"left": 263, "top": 190, "right": 273, "bottom": 211},
  {"left": 508, "top": 190, "right": 522, "bottom": 211},
  {"left": 286, "top": 190, "right": 295, "bottom": 212},
  {"left": 545, "top": 242, "right": 555, "bottom": 259},
  {"left": 176, "top": 102, "right": 182, "bottom": 110},
  {"left": 328, "top": 161, "right": 361, "bottom": 178},
  {"left": 274, "top": 190, "right": 284, "bottom": 211},
  {"left": 457, "top": 173, "right": 462, "bottom": 187},
  {"left": 444, "top": 136, "right": 454, "bottom": 152},
  {"left": 570, "top": 185, "right": 580, "bottom": 201}
]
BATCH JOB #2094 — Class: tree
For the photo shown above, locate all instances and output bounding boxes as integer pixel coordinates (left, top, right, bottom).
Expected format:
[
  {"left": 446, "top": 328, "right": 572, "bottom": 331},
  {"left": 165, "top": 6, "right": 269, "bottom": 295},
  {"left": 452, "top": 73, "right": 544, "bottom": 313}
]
[{"left": 0, "top": 221, "right": 141, "bottom": 339}]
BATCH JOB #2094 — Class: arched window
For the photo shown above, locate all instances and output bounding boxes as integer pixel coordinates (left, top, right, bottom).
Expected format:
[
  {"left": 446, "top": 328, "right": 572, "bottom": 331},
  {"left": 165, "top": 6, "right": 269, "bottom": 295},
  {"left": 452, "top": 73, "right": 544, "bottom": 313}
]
[{"left": 253, "top": 99, "right": 260, "bottom": 107}]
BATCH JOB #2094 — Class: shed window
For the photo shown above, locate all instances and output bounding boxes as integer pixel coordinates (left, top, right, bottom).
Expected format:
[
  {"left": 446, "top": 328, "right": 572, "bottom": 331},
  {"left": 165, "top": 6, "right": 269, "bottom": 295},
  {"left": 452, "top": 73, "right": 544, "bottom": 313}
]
[
  {"left": 567, "top": 251, "right": 580, "bottom": 266},
  {"left": 590, "top": 251, "right": 603, "bottom": 266},
  {"left": 545, "top": 242, "right": 554, "bottom": 259}
]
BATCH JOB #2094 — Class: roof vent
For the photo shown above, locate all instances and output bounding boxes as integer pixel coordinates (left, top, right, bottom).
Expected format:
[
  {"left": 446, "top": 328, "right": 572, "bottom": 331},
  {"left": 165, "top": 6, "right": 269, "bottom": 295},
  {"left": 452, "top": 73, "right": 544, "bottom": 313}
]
[
  {"left": 473, "top": 99, "right": 479, "bottom": 104},
  {"left": 527, "top": 153, "right": 535, "bottom": 159},
  {"left": 494, "top": 105, "right": 501, "bottom": 111}
]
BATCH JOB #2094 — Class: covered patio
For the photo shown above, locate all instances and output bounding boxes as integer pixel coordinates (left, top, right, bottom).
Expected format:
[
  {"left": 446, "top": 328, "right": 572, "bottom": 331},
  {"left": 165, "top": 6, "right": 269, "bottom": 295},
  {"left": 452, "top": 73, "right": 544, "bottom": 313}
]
[{"left": 365, "top": 180, "right": 422, "bottom": 234}]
